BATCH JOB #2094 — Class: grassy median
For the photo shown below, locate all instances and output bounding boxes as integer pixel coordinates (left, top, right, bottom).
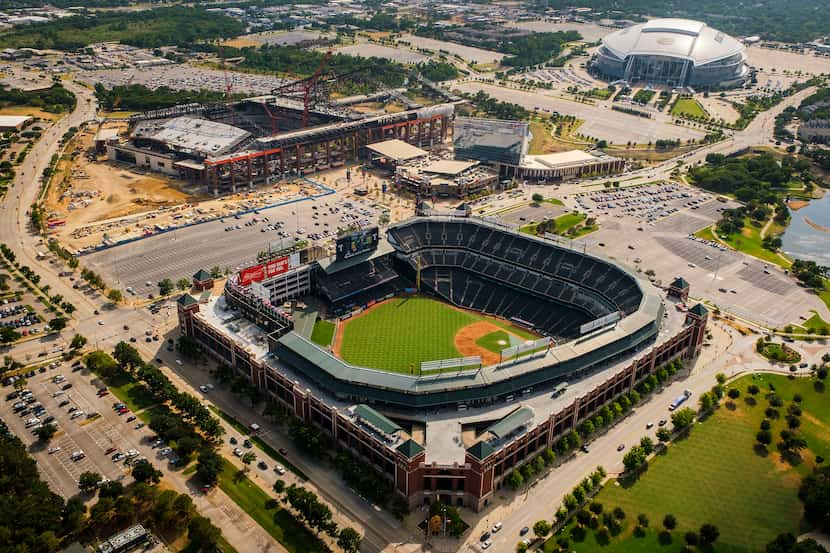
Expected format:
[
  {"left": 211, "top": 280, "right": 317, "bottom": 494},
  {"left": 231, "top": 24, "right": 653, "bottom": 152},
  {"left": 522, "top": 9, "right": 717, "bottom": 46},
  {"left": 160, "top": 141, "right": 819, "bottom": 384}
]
[{"left": 217, "top": 459, "right": 328, "bottom": 553}]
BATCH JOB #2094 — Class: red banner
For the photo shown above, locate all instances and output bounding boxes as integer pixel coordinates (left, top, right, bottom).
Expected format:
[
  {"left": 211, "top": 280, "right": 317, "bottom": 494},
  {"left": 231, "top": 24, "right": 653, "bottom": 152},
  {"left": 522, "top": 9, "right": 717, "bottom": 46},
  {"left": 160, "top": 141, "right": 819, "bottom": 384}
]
[
  {"left": 238, "top": 264, "right": 266, "bottom": 286},
  {"left": 265, "top": 256, "right": 289, "bottom": 278},
  {"left": 239, "top": 256, "right": 290, "bottom": 286}
]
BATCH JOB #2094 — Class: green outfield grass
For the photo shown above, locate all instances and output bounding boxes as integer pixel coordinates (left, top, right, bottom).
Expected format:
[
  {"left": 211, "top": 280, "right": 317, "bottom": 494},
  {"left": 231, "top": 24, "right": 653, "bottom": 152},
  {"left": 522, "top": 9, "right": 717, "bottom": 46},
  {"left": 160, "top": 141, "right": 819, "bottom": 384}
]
[
  {"left": 338, "top": 296, "right": 534, "bottom": 373},
  {"left": 545, "top": 373, "right": 826, "bottom": 553},
  {"left": 310, "top": 319, "right": 335, "bottom": 347}
]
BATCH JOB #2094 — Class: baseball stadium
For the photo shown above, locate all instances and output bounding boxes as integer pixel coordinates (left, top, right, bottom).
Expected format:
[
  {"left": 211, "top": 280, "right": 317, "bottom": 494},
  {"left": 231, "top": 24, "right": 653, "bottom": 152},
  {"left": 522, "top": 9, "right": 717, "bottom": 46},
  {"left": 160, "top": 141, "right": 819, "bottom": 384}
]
[{"left": 178, "top": 216, "right": 708, "bottom": 509}]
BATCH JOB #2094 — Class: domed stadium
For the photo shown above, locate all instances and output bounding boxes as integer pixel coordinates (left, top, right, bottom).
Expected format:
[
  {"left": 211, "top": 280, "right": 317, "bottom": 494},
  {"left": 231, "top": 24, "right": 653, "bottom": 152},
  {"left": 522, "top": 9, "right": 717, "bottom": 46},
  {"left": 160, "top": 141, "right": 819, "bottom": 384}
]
[{"left": 593, "top": 18, "right": 748, "bottom": 88}]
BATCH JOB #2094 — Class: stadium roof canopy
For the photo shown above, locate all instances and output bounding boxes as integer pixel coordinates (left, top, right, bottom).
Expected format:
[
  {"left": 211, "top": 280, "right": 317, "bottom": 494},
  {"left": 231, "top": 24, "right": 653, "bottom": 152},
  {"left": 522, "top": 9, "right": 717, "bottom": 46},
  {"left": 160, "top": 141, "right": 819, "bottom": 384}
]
[
  {"left": 366, "top": 139, "right": 428, "bottom": 162},
  {"left": 601, "top": 18, "right": 744, "bottom": 66},
  {"left": 133, "top": 116, "right": 251, "bottom": 157},
  {"left": 486, "top": 406, "right": 534, "bottom": 440}
]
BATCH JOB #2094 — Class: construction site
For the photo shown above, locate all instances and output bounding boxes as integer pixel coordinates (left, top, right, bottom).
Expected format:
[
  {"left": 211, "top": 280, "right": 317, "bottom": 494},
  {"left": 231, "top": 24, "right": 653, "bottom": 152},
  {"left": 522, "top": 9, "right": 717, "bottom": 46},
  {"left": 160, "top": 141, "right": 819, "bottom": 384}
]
[{"left": 103, "top": 52, "right": 456, "bottom": 196}]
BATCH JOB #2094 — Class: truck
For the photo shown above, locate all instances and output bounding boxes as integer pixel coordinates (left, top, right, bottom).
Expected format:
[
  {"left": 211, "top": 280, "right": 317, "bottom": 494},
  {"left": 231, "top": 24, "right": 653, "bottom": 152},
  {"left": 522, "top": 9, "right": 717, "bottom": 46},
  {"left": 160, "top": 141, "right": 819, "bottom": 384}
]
[{"left": 669, "top": 389, "right": 693, "bottom": 411}]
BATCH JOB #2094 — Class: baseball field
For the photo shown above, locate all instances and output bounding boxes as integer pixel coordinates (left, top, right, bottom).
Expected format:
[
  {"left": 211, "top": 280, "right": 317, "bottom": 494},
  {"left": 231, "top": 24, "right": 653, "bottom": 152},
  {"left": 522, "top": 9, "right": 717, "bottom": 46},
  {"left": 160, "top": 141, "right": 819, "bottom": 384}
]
[{"left": 332, "top": 295, "right": 538, "bottom": 373}]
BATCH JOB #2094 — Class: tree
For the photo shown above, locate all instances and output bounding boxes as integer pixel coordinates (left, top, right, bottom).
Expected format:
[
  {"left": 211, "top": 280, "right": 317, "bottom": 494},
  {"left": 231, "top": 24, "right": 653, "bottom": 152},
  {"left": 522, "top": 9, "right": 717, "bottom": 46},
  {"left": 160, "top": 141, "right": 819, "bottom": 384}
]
[
  {"left": 640, "top": 436, "right": 654, "bottom": 455},
  {"left": 656, "top": 427, "right": 671, "bottom": 442},
  {"left": 800, "top": 465, "right": 830, "bottom": 532},
  {"left": 623, "top": 446, "right": 648, "bottom": 472},
  {"left": 98, "top": 480, "right": 124, "bottom": 499},
  {"left": 35, "top": 423, "right": 58, "bottom": 442},
  {"left": 175, "top": 435, "right": 200, "bottom": 459},
  {"left": 700, "top": 523, "right": 720, "bottom": 545},
  {"left": 131, "top": 460, "right": 162, "bottom": 484},
  {"left": 241, "top": 451, "right": 256, "bottom": 470},
  {"left": 114, "top": 341, "right": 143, "bottom": 372},
  {"left": 533, "top": 519, "right": 551, "bottom": 538},
  {"left": 158, "top": 278, "right": 174, "bottom": 296},
  {"left": 78, "top": 471, "right": 102, "bottom": 494},
  {"left": 532, "top": 193, "right": 544, "bottom": 203},
  {"left": 728, "top": 388, "right": 741, "bottom": 400},
  {"left": 48, "top": 317, "right": 67, "bottom": 332},
  {"left": 337, "top": 527, "right": 361, "bottom": 553},
  {"left": 663, "top": 514, "right": 677, "bottom": 530},
  {"left": 84, "top": 350, "right": 119, "bottom": 378},
  {"left": 196, "top": 448, "right": 222, "bottom": 485},
  {"left": 765, "top": 533, "right": 827, "bottom": 553},
  {"left": 176, "top": 277, "right": 191, "bottom": 291},
  {"left": 671, "top": 408, "right": 696, "bottom": 431},
  {"left": 506, "top": 470, "right": 524, "bottom": 490},
  {"left": 273, "top": 479, "right": 286, "bottom": 495},
  {"left": 107, "top": 289, "right": 122, "bottom": 303},
  {"left": 748, "top": 384, "right": 760, "bottom": 395},
  {"left": 70, "top": 334, "right": 87, "bottom": 350},
  {"left": 0, "top": 326, "right": 20, "bottom": 344},
  {"left": 188, "top": 515, "right": 221, "bottom": 552},
  {"left": 698, "top": 391, "right": 715, "bottom": 412}
]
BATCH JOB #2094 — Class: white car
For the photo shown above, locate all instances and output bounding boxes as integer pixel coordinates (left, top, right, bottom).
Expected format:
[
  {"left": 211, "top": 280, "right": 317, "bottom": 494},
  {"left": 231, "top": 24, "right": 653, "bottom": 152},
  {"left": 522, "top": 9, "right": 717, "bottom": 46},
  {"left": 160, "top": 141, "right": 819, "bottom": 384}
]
[
  {"left": 70, "top": 410, "right": 84, "bottom": 419},
  {"left": 199, "top": 385, "right": 209, "bottom": 393},
  {"left": 125, "top": 449, "right": 139, "bottom": 458},
  {"left": 491, "top": 522, "right": 502, "bottom": 533},
  {"left": 158, "top": 447, "right": 172, "bottom": 457},
  {"left": 274, "top": 464, "right": 286, "bottom": 475},
  {"left": 48, "top": 446, "right": 61, "bottom": 454},
  {"left": 233, "top": 448, "right": 243, "bottom": 457},
  {"left": 481, "top": 540, "right": 492, "bottom": 550}
]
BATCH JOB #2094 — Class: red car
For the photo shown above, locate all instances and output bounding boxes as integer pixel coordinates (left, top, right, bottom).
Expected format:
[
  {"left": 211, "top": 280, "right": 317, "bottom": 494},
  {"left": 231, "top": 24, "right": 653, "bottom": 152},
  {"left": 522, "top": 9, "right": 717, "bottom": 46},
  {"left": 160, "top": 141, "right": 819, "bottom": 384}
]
[
  {"left": 117, "top": 407, "right": 129, "bottom": 415},
  {"left": 97, "top": 389, "right": 109, "bottom": 397},
  {"left": 104, "top": 446, "right": 117, "bottom": 455}
]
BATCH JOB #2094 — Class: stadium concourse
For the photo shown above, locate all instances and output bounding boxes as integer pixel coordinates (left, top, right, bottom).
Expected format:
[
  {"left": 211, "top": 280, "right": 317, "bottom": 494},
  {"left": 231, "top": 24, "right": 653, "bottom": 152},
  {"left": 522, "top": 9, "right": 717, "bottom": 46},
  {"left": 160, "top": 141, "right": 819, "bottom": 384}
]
[{"left": 177, "top": 216, "right": 708, "bottom": 511}]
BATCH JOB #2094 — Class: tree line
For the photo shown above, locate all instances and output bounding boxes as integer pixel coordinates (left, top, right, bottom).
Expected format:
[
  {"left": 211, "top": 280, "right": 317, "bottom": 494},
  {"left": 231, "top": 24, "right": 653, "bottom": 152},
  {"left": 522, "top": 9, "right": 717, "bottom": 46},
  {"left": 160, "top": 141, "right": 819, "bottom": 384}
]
[
  {"left": 0, "top": 83, "right": 76, "bottom": 114},
  {"left": 0, "top": 419, "right": 223, "bottom": 552},
  {"left": 0, "top": 7, "right": 245, "bottom": 50}
]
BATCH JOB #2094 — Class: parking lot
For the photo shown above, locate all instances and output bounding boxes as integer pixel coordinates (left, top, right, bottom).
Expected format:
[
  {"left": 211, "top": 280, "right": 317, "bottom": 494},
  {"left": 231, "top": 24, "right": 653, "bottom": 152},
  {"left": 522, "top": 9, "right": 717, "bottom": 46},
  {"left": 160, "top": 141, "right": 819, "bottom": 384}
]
[
  {"left": 84, "top": 188, "right": 382, "bottom": 296},
  {"left": 0, "top": 359, "right": 177, "bottom": 500},
  {"left": 78, "top": 63, "right": 290, "bottom": 97},
  {"left": 572, "top": 183, "right": 721, "bottom": 225},
  {"left": 453, "top": 82, "right": 706, "bottom": 144},
  {"left": 565, "top": 181, "right": 823, "bottom": 327}
]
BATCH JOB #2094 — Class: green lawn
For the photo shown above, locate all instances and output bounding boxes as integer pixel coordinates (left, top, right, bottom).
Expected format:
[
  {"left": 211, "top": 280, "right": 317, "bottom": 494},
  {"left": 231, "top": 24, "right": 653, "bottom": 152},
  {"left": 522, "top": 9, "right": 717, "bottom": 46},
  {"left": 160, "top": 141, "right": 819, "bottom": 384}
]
[
  {"left": 545, "top": 373, "right": 828, "bottom": 553},
  {"left": 310, "top": 319, "right": 335, "bottom": 347},
  {"left": 216, "top": 459, "right": 328, "bottom": 553},
  {"left": 718, "top": 218, "right": 792, "bottom": 269},
  {"left": 96, "top": 371, "right": 157, "bottom": 414},
  {"left": 339, "top": 296, "right": 491, "bottom": 372},
  {"left": 671, "top": 97, "right": 708, "bottom": 118}
]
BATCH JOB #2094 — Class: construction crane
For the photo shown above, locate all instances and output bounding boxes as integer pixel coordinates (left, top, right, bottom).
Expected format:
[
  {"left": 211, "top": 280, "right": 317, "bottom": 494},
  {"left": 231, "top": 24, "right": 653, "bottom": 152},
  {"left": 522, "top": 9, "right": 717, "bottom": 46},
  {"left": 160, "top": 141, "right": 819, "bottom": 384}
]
[
  {"left": 218, "top": 45, "right": 234, "bottom": 100},
  {"left": 269, "top": 49, "right": 333, "bottom": 128}
]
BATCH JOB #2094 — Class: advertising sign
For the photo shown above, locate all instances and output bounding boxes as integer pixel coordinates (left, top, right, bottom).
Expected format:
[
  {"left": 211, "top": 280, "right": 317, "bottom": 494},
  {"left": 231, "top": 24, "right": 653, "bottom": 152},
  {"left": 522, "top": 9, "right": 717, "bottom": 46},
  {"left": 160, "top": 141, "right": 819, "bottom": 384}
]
[{"left": 335, "top": 227, "right": 379, "bottom": 262}]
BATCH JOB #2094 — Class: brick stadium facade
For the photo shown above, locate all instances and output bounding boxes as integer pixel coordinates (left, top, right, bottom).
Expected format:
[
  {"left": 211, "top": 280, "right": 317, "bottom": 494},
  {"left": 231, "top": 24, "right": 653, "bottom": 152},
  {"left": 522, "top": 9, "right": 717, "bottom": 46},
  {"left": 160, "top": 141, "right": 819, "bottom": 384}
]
[{"left": 178, "top": 292, "right": 707, "bottom": 510}]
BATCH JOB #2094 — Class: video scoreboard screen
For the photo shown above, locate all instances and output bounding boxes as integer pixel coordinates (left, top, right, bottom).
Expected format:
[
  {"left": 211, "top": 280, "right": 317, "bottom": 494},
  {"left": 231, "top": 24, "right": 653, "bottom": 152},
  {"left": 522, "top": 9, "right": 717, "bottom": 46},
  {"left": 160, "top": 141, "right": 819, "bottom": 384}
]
[{"left": 336, "top": 227, "right": 379, "bottom": 262}]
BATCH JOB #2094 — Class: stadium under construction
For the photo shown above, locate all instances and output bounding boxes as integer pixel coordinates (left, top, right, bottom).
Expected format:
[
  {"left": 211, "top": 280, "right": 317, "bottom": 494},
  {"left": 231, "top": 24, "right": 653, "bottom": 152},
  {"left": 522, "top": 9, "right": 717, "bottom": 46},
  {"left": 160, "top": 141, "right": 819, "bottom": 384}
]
[{"left": 108, "top": 95, "right": 454, "bottom": 196}]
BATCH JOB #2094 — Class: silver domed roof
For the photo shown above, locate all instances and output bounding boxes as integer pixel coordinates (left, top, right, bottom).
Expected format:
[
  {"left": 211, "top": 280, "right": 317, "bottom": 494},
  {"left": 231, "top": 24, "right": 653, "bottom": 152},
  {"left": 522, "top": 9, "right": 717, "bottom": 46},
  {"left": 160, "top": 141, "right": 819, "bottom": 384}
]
[{"left": 601, "top": 18, "right": 744, "bottom": 66}]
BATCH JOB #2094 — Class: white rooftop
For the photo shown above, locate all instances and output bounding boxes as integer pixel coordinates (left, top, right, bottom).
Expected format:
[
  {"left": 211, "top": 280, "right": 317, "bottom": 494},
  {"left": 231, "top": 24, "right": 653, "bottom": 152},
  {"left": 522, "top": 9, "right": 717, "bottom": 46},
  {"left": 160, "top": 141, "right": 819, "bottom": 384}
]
[
  {"left": 134, "top": 116, "right": 251, "bottom": 157},
  {"left": 520, "top": 150, "right": 606, "bottom": 170},
  {"left": 0, "top": 115, "right": 32, "bottom": 128}
]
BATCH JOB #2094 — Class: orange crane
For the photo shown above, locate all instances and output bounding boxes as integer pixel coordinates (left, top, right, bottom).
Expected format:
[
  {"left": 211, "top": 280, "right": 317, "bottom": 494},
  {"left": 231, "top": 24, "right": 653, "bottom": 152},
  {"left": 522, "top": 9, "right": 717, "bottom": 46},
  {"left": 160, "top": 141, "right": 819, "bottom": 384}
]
[{"left": 270, "top": 49, "right": 333, "bottom": 128}]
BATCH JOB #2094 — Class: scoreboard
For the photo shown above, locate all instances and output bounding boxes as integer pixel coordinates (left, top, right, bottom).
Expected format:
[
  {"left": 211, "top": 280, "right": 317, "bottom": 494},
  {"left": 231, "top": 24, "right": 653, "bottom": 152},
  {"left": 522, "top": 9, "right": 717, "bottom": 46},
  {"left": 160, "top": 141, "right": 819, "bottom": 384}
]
[{"left": 336, "top": 227, "right": 379, "bottom": 262}]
